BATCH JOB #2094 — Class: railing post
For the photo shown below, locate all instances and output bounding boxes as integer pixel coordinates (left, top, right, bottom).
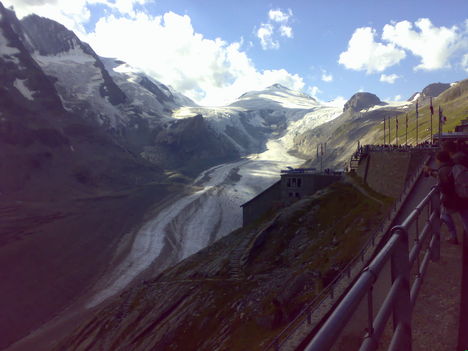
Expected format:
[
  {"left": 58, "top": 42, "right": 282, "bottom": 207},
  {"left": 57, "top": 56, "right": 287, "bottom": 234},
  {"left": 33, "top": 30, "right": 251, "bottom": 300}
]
[
  {"left": 390, "top": 227, "right": 412, "bottom": 351},
  {"left": 430, "top": 189, "right": 441, "bottom": 262}
]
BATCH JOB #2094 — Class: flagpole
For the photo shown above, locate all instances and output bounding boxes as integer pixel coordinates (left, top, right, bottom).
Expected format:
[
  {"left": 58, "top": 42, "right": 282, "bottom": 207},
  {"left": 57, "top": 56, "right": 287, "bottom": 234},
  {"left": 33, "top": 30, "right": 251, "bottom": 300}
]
[
  {"left": 384, "top": 118, "right": 386, "bottom": 145},
  {"left": 416, "top": 100, "right": 419, "bottom": 145},
  {"left": 405, "top": 113, "right": 408, "bottom": 145},
  {"left": 430, "top": 97, "right": 434, "bottom": 144},
  {"left": 320, "top": 143, "right": 323, "bottom": 172},
  {"left": 438, "top": 106, "right": 442, "bottom": 147},
  {"left": 389, "top": 115, "right": 391, "bottom": 145},
  {"left": 396, "top": 115, "right": 398, "bottom": 146}
]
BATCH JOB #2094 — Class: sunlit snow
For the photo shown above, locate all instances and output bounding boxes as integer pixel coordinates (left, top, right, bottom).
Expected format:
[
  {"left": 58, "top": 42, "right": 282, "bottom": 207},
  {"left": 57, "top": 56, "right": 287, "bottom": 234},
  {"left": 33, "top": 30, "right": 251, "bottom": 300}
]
[
  {"left": 89, "top": 86, "right": 342, "bottom": 307},
  {"left": 13, "top": 79, "right": 34, "bottom": 100}
]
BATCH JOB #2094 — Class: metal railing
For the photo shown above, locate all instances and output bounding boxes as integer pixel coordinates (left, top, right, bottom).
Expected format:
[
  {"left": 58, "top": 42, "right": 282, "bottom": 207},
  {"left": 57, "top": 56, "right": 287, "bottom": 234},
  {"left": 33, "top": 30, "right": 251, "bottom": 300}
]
[{"left": 305, "top": 186, "right": 441, "bottom": 351}]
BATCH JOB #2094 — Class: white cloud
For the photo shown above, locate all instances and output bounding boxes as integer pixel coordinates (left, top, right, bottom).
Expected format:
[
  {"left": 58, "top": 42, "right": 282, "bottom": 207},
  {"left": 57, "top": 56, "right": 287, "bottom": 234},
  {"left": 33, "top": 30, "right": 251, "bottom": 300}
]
[
  {"left": 279, "top": 25, "right": 293, "bottom": 38},
  {"left": 256, "top": 8, "right": 293, "bottom": 50},
  {"left": 256, "top": 23, "right": 279, "bottom": 50},
  {"left": 307, "top": 86, "right": 321, "bottom": 98},
  {"left": 268, "top": 9, "right": 292, "bottom": 23},
  {"left": 339, "top": 27, "right": 406, "bottom": 73},
  {"left": 394, "top": 94, "right": 402, "bottom": 101},
  {"left": 85, "top": 12, "right": 305, "bottom": 105},
  {"left": 382, "top": 18, "right": 466, "bottom": 71},
  {"left": 462, "top": 53, "right": 468, "bottom": 72},
  {"left": 321, "top": 70, "right": 333, "bottom": 82},
  {"left": 380, "top": 73, "right": 400, "bottom": 84},
  {"left": 2, "top": 0, "right": 150, "bottom": 33}
]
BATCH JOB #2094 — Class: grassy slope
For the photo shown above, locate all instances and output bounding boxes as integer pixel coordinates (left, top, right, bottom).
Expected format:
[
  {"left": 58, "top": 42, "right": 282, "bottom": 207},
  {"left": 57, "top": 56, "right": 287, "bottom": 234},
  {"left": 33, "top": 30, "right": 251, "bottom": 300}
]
[{"left": 367, "top": 79, "right": 468, "bottom": 145}]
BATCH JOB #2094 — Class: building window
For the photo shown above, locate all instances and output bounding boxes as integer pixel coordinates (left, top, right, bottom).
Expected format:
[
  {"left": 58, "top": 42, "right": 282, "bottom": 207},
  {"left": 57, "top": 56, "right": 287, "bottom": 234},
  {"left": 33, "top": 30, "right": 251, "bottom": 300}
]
[
  {"left": 287, "top": 179, "right": 291, "bottom": 187},
  {"left": 297, "top": 178, "right": 302, "bottom": 188},
  {"left": 292, "top": 178, "right": 297, "bottom": 187},
  {"left": 295, "top": 192, "right": 300, "bottom": 198},
  {"left": 289, "top": 192, "right": 293, "bottom": 197}
]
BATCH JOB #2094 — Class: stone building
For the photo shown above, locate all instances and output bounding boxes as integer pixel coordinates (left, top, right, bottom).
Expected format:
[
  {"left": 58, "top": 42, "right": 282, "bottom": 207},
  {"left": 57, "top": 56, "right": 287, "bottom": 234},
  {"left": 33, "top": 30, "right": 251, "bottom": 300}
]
[
  {"left": 241, "top": 169, "right": 342, "bottom": 226},
  {"left": 280, "top": 169, "right": 341, "bottom": 205}
]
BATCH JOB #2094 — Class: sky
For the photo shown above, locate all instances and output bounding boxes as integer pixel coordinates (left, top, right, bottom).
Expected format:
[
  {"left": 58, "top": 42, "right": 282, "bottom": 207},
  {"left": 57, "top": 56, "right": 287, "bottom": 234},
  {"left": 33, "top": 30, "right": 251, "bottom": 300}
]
[{"left": 3, "top": 0, "right": 468, "bottom": 106}]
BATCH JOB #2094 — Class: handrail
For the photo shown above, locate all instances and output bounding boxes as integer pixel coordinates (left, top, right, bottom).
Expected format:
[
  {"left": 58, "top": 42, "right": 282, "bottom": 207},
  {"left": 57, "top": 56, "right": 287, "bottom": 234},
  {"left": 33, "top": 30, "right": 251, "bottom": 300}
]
[
  {"left": 305, "top": 186, "right": 440, "bottom": 351},
  {"left": 262, "top": 154, "right": 432, "bottom": 351}
]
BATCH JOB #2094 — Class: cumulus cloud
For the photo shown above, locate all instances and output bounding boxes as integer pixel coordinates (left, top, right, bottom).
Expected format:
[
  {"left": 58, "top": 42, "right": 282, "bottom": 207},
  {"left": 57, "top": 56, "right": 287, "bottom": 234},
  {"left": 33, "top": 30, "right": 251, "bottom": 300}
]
[
  {"left": 462, "top": 53, "right": 468, "bottom": 72},
  {"left": 268, "top": 8, "right": 292, "bottom": 23},
  {"left": 256, "top": 8, "right": 294, "bottom": 50},
  {"left": 321, "top": 70, "right": 333, "bottom": 82},
  {"left": 85, "top": 12, "right": 305, "bottom": 105},
  {"left": 338, "top": 27, "right": 406, "bottom": 73},
  {"left": 279, "top": 25, "right": 293, "bottom": 38},
  {"left": 380, "top": 73, "right": 400, "bottom": 84},
  {"left": 382, "top": 18, "right": 465, "bottom": 71},
  {"left": 2, "top": 0, "right": 149, "bottom": 33},
  {"left": 256, "top": 23, "right": 279, "bottom": 50},
  {"left": 394, "top": 95, "right": 402, "bottom": 101},
  {"left": 340, "top": 19, "right": 468, "bottom": 74},
  {"left": 3, "top": 2, "right": 306, "bottom": 105}
]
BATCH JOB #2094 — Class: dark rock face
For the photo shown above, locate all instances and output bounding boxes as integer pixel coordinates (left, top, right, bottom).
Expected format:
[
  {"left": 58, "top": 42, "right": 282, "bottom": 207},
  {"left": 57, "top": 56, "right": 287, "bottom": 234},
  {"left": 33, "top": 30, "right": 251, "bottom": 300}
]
[
  {"left": 421, "top": 82, "right": 451, "bottom": 98},
  {"left": 20, "top": 14, "right": 127, "bottom": 105},
  {"left": 343, "top": 92, "right": 384, "bottom": 112},
  {"left": 143, "top": 114, "right": 239, "bottom": 175},
  {"left": 20, "top": 15, "right": 81, "bottom": 56},
  {"left": 139, "top": 76, "right": 174, "bottom": 103},
  {"left": 0, "top": 5, "right": 172, "bottom": 350}
]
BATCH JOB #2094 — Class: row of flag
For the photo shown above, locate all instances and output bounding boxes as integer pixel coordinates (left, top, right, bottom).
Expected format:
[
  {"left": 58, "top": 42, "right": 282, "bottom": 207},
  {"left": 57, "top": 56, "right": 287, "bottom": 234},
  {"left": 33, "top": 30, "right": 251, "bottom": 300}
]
[{"left": 383, "top": 97, "right": 447, "bottom": 145}]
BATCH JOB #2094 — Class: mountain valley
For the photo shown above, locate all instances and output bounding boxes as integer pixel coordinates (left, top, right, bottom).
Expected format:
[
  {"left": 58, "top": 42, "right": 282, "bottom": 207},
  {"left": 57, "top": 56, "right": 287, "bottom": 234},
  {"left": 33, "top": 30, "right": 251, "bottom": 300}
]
[{"left": 1, "top": 2, "right": 468, "bottom": 350}]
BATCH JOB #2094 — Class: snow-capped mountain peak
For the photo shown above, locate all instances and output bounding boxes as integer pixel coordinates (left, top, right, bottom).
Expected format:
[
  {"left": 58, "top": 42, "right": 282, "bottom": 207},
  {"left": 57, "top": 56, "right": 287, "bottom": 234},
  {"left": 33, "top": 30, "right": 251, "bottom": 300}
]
[{"left": 231, "top": 84, "right": 318, "bottom": 110}]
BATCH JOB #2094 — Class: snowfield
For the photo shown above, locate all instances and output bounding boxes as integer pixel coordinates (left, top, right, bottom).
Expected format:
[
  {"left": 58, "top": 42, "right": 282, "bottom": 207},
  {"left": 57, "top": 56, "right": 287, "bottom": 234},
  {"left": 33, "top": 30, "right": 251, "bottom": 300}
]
[
  {"left": 89, "top": 89, "right": 342, "bottom": 307},
  {"left": 13, "top": 79, "right": 35, "bottom": 100}
]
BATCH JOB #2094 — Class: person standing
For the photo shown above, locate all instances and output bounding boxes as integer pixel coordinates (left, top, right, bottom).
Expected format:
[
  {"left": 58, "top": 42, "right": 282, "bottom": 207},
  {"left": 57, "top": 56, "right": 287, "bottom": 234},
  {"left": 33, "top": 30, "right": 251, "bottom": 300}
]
[
  {"left": 443, "top": 142, "right": 468, "bottom": 236},
  {"left": 425, "top": 151, "right": 462, "bottom": 244}
]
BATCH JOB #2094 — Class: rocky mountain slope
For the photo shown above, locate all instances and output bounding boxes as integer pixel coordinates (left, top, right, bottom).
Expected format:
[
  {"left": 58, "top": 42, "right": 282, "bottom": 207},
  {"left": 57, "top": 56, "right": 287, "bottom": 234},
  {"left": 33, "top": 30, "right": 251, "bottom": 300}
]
[
  {"left": 0, "top": 3, "right": 165, "bottom": 202},
  {"left": 0, "top": 4, "right": 181, "bottom": 349},
  {"left": 0, "top": 5, "right": 339, "bottom": 350},
  {"left": 291, "top": 92, "right": 411, "bottom": 169},
  {"left": 364, "top": 78, "right": 468, "bottom": 146},
  {"left": 54, "top": 180, "right": 392, "bottom": 351},
  {"left": 291, "top": 79, "right": 466, "bottom": 171},
  {"left": 2, "top": 3, "right": 466, "bottom": 351}
]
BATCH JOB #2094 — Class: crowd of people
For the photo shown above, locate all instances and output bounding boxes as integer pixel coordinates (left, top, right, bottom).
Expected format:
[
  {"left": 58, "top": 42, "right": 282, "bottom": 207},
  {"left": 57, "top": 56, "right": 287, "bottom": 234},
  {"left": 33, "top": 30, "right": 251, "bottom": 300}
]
[{"left": 353, "top": 142, "right": 439, "bottom": 158}]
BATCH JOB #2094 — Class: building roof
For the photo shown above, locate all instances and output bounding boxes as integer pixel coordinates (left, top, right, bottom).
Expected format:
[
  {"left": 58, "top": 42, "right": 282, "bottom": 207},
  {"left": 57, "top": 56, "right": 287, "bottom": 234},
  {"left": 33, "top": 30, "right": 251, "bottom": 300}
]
[{"left": 433, "top": 131, "right": 468, "bottom": 140}]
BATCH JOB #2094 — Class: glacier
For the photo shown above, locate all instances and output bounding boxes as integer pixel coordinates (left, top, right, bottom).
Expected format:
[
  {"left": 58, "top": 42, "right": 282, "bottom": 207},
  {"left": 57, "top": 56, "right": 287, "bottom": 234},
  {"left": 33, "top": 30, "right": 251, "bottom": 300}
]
[{"left": 89, "top": 87, "right": 343, "bottom": 307}]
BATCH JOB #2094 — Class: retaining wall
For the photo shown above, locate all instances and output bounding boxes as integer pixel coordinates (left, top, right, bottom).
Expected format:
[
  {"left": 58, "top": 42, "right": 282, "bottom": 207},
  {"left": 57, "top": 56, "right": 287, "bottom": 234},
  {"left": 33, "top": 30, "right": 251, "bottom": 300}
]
[{"left": 357, "top": 151, "right": 432, "bottom": 198}]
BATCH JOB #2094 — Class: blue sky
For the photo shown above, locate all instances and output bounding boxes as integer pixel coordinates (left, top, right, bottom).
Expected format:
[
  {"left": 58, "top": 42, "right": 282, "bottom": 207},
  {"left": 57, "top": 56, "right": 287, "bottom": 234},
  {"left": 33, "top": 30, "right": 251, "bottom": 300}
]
[{"left": 5, "top": 0, "right": 468, "bottom": 105}]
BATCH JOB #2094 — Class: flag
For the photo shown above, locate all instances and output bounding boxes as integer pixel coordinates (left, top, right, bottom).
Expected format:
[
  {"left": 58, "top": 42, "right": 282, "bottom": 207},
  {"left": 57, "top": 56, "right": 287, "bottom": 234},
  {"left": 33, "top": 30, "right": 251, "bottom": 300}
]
[
  {"left": 416, "top": 100, "right": 419, "bottom": 118},
  {"left": 320, "top": 143, "right": 323, "bottom": 156},
  {"left": 430, "top": 97, "right": 434, "bottom": 115},
  {"left": 316, "top": 144, "right": 319, "bottom": 158},
  {"left": 439, "top": 106, "right": 446, "bottom": 123},
  {"left": 396, "top": 115, "right": 399, "bottom": 130}
]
